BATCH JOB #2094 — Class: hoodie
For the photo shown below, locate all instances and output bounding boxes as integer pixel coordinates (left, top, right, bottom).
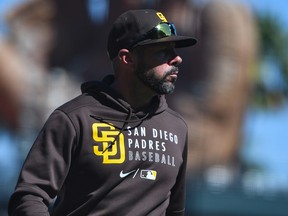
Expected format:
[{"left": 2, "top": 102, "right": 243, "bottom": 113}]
[{"left": 8, "top": 75, "right": 188, "bottom": 216}]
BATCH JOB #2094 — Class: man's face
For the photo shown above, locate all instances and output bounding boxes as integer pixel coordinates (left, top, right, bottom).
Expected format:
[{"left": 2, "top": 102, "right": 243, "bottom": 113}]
[{"left": 134, "top": 43, "right": 182, "bottom": 95}]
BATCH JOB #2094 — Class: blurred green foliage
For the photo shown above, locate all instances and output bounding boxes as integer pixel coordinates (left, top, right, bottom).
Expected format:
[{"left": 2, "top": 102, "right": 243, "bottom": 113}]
[{"left": 252, "top": 13, "right": 288, "bottom": 108}]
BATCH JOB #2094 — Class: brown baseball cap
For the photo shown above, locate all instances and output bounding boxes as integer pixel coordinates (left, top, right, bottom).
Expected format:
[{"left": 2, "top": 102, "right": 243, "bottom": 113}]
[{"left": 107, "top": 9, "right": 197, "bottom": 59}]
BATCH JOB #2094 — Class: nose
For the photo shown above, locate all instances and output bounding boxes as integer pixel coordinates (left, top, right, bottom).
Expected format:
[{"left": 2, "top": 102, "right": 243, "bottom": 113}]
[{"left": 169, "top": 54, "right": 182, "bottom": 66}]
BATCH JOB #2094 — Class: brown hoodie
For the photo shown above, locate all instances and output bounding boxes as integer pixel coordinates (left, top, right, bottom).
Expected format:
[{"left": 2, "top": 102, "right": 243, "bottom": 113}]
[{"left": 8, "top": 75, "right": 188, "bottom": 216}]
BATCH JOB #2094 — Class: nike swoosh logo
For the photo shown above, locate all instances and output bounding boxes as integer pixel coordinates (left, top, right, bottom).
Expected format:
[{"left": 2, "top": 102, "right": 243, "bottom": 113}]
[{"left": 120, "top": 169, "right": 136, "bottom": 178}]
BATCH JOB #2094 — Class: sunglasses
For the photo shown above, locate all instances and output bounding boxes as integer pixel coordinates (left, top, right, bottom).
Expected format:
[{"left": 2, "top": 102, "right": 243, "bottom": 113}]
[
  {"left": 145, "top": 22, "right": 177, "bottom": 39},
  {"left": 129, "top": 22, "right": 178, "bottom": 50}
]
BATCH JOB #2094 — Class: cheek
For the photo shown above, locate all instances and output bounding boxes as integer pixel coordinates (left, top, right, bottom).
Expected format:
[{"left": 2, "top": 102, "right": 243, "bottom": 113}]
[
  {"left": 137, "top": 56, "right": 168, "bottom": 78},
  {"left": 152, "top": 65, "right": 169, "bottom": 77}
]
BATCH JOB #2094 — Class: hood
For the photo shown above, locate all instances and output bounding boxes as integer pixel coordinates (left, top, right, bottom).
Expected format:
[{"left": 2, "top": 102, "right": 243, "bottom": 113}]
[
  {"left": 81, "top": 75, "right": 168, "bottom": 117},
  {"left": 81, "top": 75, "right": 168, "bottom": 151}
]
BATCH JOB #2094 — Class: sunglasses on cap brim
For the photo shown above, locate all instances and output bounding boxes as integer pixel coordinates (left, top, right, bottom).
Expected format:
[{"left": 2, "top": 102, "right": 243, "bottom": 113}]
[
  {"left": 130, "top": 22, "right": 178, "bottom": 49},
  {"left": 145, "top": 22, "right": 177, "bottom": 39}
]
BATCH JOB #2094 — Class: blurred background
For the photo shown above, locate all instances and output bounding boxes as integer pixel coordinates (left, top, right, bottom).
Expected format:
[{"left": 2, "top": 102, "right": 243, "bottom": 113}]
[{"left": 0, "top": 0, "right": 287, "bottom": 215}]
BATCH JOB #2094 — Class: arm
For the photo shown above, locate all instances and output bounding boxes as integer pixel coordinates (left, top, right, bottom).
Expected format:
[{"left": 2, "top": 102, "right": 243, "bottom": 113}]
[
  {"left": 166, "top": 134, "right": 188, "bottom": 216},
  {"left": 8, "top": 110, "right": 77, "bottom": 216}
]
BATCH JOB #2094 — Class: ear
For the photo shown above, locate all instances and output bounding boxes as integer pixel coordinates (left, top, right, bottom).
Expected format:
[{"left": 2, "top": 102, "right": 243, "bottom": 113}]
[{"left": 118, "top": 49, "right": 135, "bottom": 65}]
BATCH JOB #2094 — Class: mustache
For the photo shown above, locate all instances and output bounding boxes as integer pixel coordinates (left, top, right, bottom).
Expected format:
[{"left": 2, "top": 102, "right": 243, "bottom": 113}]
[{"left": 165, "top": 66, "right": 179, "bottom": 76}]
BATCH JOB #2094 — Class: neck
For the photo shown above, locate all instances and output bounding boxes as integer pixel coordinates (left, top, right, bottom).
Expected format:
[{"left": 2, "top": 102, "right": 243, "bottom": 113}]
[{"left": 111, "top": 78, "right": 157, "bottom": 110}]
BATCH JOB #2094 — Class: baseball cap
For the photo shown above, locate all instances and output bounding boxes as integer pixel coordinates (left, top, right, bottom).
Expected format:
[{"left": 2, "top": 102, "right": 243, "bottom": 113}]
[{"left": 107, "top": 9, "right": 197, "bottom": 59}]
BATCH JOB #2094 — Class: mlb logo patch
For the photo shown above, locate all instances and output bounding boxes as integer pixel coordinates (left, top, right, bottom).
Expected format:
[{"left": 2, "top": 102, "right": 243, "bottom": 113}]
[{"left": 140, "top": 170, "right": 157, "bottom": 180}]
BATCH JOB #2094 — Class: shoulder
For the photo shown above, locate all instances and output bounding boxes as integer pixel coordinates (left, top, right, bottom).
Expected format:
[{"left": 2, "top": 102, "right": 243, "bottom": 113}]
[
  {"left": 166, "top": 107, "right": 187, "bottom": 125},
  {"left": 56, "top": 92, "right": 99, "bottom": 115}
]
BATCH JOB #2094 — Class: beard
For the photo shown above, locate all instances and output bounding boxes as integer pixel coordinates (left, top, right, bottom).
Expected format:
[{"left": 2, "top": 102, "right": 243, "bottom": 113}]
[{"left": 136, "top": 65, "right": 179, "bottom": 95}]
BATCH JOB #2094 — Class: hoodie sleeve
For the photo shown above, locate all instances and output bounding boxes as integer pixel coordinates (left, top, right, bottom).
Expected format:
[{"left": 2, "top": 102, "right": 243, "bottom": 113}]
[
  {"left": 166, "top": 133, "right": 188, "bottom": 216},
  {"left": 8, "top": 110, "right": 77, "bottom": 216}
]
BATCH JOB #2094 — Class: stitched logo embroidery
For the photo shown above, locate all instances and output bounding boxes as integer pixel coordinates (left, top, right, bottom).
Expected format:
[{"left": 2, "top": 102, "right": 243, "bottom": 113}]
[
  {"left": 156, "top": 12, "right": 168, "bottom": 22},
  {"left": 92, "top": 123, "right": 125, "bottom": 164}
]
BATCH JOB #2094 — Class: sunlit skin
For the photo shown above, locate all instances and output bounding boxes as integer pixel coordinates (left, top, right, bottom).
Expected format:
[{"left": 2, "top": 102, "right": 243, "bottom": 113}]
[{"left": 111, "top": 42, "right": 183, "bottom": 110}]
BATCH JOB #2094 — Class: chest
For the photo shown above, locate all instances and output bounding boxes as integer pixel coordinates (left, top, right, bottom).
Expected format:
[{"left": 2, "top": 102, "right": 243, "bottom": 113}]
[{"left": 74, "top": 118, "right": 186, "bottom": 183}]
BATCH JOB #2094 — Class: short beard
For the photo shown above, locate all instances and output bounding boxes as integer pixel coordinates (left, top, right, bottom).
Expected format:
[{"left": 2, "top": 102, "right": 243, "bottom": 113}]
[{"left": 137, "top": 66, "right": 178, "bottom": 95}]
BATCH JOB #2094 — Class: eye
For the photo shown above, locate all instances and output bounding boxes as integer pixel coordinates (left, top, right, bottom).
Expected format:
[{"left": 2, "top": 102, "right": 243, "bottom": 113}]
[{"left": 155, "top": 48, "right": 174, "bottom": 61}]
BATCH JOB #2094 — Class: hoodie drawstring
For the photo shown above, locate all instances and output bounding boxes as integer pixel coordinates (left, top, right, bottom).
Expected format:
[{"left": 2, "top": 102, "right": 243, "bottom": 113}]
[{"left": 90, "top": 107, "right": 150, "bottom": 152}]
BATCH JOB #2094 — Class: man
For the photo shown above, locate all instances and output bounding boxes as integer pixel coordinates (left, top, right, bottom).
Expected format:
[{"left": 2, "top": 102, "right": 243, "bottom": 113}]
[{"left": 8, "top": 9, "right": 197, "bottom": 216}]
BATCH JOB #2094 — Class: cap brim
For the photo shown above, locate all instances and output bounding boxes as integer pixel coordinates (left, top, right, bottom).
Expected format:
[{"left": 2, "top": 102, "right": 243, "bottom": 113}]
[{"left": 136, "top": 35, "right": 197, "bottom": 48}]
